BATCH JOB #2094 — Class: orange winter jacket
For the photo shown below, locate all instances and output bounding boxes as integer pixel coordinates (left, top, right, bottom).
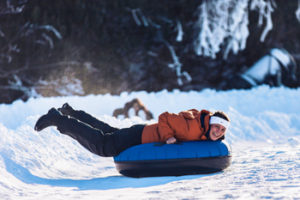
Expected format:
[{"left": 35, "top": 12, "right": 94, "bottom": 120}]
[{"left": 141, "top": 109, "right": 212, "bottom": 144}]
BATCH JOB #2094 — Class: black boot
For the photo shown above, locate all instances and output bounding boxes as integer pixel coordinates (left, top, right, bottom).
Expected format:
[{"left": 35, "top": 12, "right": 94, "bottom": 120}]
[
  {"left": 34, "top": 108, "right": 62, "bottom": 131},
  {"left": 35, "top": 108, "right": 110, "bottom": 156},
  {"left": 58, "top": 103, "right": 74, "bottom": 116}
]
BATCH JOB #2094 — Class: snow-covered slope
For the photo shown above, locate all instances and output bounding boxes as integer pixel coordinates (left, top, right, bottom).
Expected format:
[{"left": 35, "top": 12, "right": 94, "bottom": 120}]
[{"left": 0, "top": 86, "right": 300, "bottom": 199}]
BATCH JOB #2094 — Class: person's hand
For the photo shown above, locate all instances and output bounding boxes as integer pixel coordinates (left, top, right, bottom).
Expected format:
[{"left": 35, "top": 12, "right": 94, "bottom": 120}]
[{"left": 166, "top": 137, "right": 177, "bottom": 144}]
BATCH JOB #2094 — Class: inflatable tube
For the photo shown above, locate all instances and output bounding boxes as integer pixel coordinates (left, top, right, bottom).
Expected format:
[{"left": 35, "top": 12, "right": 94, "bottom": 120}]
[{"left": 114, "top": 141, "right": 232, "bottom": 177}]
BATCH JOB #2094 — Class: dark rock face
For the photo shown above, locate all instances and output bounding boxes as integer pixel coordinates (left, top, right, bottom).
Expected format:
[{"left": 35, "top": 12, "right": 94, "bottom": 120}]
[{"left": 0, "top": 0, "right": 299, "bottom": 104}]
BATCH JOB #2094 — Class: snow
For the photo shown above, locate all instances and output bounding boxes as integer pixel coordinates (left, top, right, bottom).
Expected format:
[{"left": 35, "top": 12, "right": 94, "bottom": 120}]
[
  {"left": 296, "top": 0, "right": 300, "bottom": 22},
  {"left": 165, "top": 42, "right": 191, "bottom": 86},
  {"left": 250, "top": 0, "right": 275, "bottom": 42},
  {"left": 242, "top": 48, "right": 293, "bottom": 84},
  {"left": 193, "top": 0, "right": 279, "bottom": 59},
  {"left": 194, "top": 0, "right": 249, "bottom": 59},
  {"left": 1, "top": 85, "right": 300, "bottom": 199}
]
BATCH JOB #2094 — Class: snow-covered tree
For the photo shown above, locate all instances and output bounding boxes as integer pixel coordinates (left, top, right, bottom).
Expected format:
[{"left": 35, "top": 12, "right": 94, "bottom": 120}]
[
  {"left": 194, "top": 0, "right": 278, "bottom": 59},
  {"left": 0, "top": 0, "right": 62, "bottom": 102}
]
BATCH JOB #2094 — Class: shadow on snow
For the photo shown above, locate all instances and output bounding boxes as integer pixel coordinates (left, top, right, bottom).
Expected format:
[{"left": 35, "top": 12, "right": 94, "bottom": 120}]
[{"left": 2, "top": 154, "right": 219, "bottom": 190}]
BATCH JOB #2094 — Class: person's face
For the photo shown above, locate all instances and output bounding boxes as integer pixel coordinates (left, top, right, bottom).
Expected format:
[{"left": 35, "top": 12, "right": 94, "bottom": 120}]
[{"left": 209, "top": 124, "right": 226, "bottom": 141}]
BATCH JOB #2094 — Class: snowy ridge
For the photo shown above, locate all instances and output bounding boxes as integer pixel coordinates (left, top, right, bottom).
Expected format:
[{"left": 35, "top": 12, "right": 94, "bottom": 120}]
[{"left": 1, "top": 86, "right": 300, "bottom": 199}]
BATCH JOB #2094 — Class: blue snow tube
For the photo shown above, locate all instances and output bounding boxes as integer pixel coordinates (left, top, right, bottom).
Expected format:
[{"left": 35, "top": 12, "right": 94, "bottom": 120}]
[{"left": 114, "top": 141, "right": 232, "bottom": 177}]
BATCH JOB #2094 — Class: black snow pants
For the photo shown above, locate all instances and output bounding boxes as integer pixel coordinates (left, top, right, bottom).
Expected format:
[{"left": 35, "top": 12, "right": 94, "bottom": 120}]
[{"left": 56, "top": 109, "right": 145, "bottom": 157}]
